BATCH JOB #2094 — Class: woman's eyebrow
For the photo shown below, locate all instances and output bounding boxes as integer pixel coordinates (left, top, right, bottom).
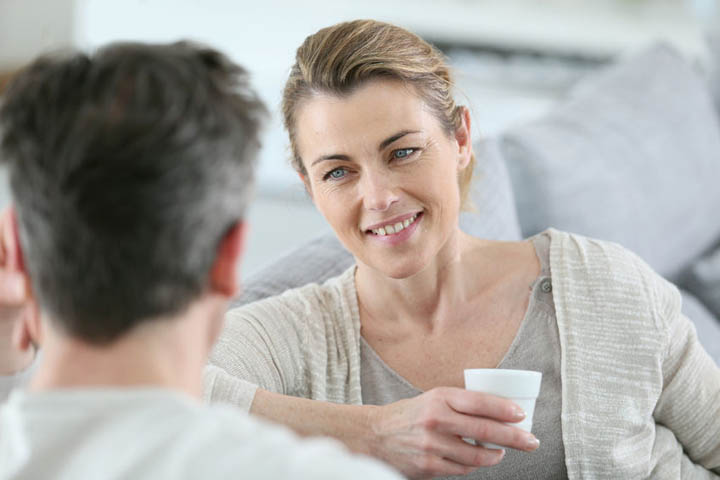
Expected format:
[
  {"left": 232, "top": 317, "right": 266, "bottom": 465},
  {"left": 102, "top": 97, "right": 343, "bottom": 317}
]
[
  {"left": 311, "top": 130, "right": 421, "bottom": 167},
  {"left": 311, "top": 153, "right": 350, "bottom": 167},
  {"left": 378, "top": 130, "right": 420, "bottom": 151}
]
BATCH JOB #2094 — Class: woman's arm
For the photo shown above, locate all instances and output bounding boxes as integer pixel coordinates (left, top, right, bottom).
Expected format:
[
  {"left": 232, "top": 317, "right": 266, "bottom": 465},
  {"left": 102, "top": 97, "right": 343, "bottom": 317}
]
[
  {"left": 204, "top": 297, "right": 308, "bottom": 409},
  {"left": 653, "top": 301, "right": 720, "bottom": 473},
  {"left": 252, "top": 386, "right": 539, "bottom": 479},
  {"left": 205, "top": 296, "right": 539, "bottom": 479}
]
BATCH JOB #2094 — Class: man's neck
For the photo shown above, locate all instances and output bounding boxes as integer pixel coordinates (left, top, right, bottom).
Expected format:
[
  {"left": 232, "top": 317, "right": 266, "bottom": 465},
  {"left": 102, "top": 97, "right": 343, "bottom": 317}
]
[{"left": 29, "top": 300, "right": 225, "bottom": 399}]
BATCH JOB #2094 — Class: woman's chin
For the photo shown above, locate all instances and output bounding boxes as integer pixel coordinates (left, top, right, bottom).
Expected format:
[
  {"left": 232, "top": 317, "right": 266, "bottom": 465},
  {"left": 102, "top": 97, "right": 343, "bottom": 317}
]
[{"left": 360, "top": 257, "right": 428, "bottom": 280}]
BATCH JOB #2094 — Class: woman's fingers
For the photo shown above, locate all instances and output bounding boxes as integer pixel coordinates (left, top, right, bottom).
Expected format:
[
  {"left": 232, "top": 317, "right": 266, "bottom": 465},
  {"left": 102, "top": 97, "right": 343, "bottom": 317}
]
[
  {"left": 445, "top": 387, "right": 525, "bottom": 422},
  {"left": 394, "top": 430, "right": 505, "bottom": 479},
  {"left": 439, "top": 387, "right": 539, "bottom": 451},
  {"left": 412, "top": 447, "right": 503, "bottom": 479},
  {"left": 370, "top": 387, "right": 538, "bottom": 478},
  {"left": 450, "top": 416, "right": 539, "bottom": 452},
  {"left": 416, "top": 430, "right": 506, "bottom": 471}
]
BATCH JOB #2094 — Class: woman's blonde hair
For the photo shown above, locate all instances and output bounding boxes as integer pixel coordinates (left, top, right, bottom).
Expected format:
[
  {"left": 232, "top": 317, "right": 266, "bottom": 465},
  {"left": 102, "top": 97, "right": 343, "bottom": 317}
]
[{"left": 281, "top": 19, "right": 475, "bottom": 208}]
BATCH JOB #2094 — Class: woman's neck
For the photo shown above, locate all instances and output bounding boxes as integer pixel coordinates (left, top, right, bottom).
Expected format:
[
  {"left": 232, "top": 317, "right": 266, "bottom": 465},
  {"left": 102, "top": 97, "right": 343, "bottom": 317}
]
[{"left": 355, "top": 230, "right": 490, "bottom": 333}]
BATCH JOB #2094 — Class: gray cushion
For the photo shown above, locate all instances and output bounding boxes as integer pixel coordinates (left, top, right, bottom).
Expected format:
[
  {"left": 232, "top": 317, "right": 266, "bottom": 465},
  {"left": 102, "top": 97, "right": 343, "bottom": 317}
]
[
  {"left": 683, "top": 245, "right": 720, "bottom": 320},
  {"left": 231, "top": 234, "right": 352, "bottom": 308},
  {"left": 232, "top": 138, "right": 522, "bottom": 306},
  {"left": 680, "top": 289, "right": 720, "bottom": 365},
  {"left": 501, "top": 44, "right": 720, "bottom": 281},
  {"left": 462, "top": 138, "right": 522, "bottom": 242},
  {"left": 706, "top": 30, "right": 720, "bottom": 116}
]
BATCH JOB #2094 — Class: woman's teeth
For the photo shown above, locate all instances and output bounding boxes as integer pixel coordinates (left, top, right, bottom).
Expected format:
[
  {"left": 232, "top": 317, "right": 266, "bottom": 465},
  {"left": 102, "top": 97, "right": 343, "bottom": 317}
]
[{"left": 370, "top": 214, "right": 418, "bottom": 236}]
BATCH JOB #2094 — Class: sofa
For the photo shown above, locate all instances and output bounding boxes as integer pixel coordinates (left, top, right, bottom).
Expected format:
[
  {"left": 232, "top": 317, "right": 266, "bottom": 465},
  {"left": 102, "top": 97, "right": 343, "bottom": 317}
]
[{"left": 231, "top": 43, "right": 720, "bottom": 364}]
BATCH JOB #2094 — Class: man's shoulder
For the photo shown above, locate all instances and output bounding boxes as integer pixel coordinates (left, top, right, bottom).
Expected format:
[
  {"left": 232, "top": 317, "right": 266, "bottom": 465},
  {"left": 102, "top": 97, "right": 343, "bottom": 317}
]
[{"left": 1, "top": 390, "right": 399, "bottom": 479}]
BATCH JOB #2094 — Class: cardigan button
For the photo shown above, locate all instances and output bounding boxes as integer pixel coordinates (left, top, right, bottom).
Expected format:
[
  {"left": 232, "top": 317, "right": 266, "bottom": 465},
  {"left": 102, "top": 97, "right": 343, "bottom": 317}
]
[{"left": 540, "top": 278, "right": 553, "bottom": 293}]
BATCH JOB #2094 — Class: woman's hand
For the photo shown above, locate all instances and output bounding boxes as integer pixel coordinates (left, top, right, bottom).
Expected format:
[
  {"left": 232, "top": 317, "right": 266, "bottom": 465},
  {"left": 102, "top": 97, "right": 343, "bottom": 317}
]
[
  {"left": 252, "top": 386, "right": 538, "bottom": 478},
  {"left": 368, "top": 387, "right": 539, "bottom": 479},
  {"left": 0, "top": 206, "right": 37, "bottom": 375}
]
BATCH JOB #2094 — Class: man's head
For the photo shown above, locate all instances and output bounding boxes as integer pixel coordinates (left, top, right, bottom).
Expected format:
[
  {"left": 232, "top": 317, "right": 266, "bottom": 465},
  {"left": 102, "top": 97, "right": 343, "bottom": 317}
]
[{"left": 0, "top": 42, "right": 266, "bottom": 345}]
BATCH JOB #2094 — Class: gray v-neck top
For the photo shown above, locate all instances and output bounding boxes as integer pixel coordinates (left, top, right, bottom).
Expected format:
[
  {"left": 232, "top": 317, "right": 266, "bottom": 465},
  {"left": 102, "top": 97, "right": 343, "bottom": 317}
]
[{"left": 360, "top": 233, "right": 568, "bottom": 479}]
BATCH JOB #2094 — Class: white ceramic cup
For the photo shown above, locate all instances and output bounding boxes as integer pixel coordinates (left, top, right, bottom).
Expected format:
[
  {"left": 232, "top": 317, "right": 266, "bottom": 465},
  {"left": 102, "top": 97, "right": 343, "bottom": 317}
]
[{"left": 463, "top": 368, "right": 542, "bottom": 449}]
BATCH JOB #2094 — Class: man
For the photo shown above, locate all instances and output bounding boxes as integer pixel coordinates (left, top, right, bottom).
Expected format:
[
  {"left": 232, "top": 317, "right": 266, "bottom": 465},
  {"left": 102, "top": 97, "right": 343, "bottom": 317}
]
[{"left": 0, "top": 42, "right": 400, "bottom": 479}]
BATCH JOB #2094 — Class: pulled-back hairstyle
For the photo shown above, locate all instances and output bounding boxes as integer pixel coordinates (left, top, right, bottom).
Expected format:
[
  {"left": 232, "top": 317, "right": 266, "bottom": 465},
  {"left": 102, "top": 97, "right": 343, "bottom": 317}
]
[
  {"left": 0, "top": 41, "right": 266, "bottom": 344},
  {"left": 282, "top": 19, "right": 474, "bottom": 207}
]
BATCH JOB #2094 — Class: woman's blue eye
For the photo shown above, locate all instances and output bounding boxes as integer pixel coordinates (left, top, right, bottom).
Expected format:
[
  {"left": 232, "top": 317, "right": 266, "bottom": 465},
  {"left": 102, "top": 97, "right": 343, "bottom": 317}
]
[
  {"left": 325, "top": 168, "right": 347, "bottom": 180},
  {"left": 393, "top": 148, "right": 415, "bottom": 159}
]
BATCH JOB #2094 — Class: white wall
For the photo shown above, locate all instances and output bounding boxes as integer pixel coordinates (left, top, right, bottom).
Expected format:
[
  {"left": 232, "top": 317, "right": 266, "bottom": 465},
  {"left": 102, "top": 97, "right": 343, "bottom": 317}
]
[
  {"left": 0, "top": 0, "right": 76, "bottom": 70},
  {"left": 66, "top": 0, "right": 709, "bottom": 195},
  {"left": 73, "top": 0, "right": 423, "bottom": 195},
  {"left": 0, "top": 0, "right": 712, "bottom": 274}
]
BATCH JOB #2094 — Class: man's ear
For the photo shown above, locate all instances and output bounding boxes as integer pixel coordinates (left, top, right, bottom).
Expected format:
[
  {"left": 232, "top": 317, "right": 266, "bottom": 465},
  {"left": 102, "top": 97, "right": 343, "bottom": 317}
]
[
  {"left": 4, "top": 206, "right": 42, "bottom": 350},
  {"left": 454, "top": 106, "right": 473, "bottom": 171},
  {"left": 209, "top": 221, "right": 247, "bottom": 297},
  {"left": 13, "top": 303, "right": 41, "bottom": 351},
  {"left": 4, "top": 206, "right": 26, "bottom": 274}
]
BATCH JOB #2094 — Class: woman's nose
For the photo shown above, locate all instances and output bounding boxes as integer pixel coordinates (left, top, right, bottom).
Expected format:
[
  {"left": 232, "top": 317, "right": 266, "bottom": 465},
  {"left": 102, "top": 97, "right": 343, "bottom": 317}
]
[{"left": 360, "top": 170, "right": 399, "bottom": 211}]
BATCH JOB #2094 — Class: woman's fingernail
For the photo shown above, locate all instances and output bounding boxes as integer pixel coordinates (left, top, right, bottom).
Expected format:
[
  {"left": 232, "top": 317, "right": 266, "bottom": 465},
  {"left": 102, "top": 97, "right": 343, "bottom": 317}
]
[
  {"left": 513, "top": 407, "right": 526, "bottom": 420},
  {"left": 526, "top": 436, "right": 540, "bottom": 450}
]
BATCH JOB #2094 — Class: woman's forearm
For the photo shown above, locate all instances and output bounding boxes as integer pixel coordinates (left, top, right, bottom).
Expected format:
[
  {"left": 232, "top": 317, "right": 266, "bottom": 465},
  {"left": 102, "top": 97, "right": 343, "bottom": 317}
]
[
  {"left": 250, "top": 386, "right": 539, "bottom": 480},
  {"left": 250, "top": 388, "right": 379, "bottom": 456}
]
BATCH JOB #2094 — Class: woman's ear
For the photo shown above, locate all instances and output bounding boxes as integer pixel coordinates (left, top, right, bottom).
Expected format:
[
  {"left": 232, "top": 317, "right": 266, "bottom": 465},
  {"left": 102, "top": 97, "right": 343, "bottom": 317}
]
[{"left": 454, "top": 106, "right": 473, "bottom": 171}]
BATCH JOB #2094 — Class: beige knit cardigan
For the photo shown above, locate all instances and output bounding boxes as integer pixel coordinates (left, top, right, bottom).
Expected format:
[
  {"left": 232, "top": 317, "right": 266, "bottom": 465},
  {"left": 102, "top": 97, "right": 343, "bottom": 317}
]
[{"left": 204, "top": 229, "right": 720, "bottom": 479}]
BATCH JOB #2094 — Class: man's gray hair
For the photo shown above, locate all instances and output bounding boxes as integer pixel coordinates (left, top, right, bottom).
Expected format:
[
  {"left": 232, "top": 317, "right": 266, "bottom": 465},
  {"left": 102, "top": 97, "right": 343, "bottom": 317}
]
[{"left": 0, "top": 41, "right": 266, "bottom": 344}]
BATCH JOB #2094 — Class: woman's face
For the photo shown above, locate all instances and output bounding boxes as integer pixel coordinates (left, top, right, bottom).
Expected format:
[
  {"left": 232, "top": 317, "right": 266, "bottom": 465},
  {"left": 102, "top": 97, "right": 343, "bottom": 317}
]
[{"left": 295, "top": 79, "right": 472, "bottom": 279}]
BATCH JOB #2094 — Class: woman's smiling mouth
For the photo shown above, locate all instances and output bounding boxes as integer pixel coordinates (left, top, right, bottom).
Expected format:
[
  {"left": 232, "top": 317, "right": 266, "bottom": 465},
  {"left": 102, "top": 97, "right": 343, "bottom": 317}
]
[{"left": 363, "top": 212, "right": 424, "bottom": 243}]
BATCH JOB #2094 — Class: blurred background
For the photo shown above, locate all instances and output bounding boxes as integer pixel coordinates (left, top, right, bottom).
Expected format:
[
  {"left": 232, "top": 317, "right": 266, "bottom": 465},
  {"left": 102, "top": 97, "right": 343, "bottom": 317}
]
[{"left": 1, "top": 0, "right": 718, "bottom": 278}]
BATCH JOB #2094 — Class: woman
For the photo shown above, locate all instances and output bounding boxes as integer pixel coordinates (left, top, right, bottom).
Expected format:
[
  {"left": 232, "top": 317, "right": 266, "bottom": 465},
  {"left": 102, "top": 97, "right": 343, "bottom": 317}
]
[{"left": 204, "top": 20, "right": 720, "bottom": 479}]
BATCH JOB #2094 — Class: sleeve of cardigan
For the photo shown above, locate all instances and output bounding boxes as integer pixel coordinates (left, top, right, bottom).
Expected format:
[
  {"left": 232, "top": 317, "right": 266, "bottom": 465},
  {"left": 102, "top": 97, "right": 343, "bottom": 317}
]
[
  {"left": 203, "top": 294, "right": 309, "bottom": 412},
  {"left": 653, "top": 281, "right": 720, "bottom": 475}
]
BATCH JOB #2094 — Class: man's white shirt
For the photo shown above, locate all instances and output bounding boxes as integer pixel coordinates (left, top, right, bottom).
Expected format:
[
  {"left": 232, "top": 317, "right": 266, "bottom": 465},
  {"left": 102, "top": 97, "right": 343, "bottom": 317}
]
[{"left": 0, "top": 388, "right": 400, "bottom": 479}]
